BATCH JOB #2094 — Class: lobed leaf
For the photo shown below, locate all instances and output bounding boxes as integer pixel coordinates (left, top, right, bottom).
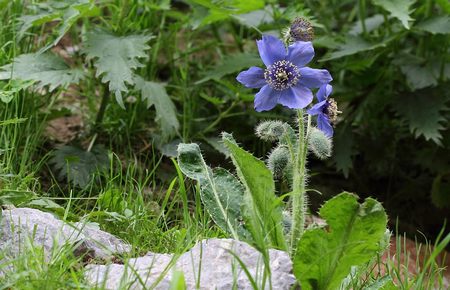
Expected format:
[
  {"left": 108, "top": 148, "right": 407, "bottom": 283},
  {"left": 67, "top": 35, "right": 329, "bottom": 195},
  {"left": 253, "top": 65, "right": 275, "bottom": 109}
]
[
  {"left": 372, "top": 0, "right": 415, "bottom": 29},
  {"left": 416, "top": 15, "right": 450, "bottom": 35},
  {"left": 293, "top": 192, "right": 387, "bottom": 290},
  {"left": 392, "top": 93, "right": 449, "bottom": 144},
  {"left": 135, "top": 77, "right": 179, "bottom": 140},
  {"left": 0, "top": 52, "right": 84, "bottom": 91},
  {"left": 83, "top": 30, "right": 153, "bottom": 108},
  {"left": 320, "top": 36, "right": 388, "bottom": 61}
]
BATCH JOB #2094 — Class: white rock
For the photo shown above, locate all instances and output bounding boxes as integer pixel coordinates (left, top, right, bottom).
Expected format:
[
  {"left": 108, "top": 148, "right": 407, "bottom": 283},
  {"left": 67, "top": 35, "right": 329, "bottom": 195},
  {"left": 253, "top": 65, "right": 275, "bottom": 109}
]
[
  {"left": 85, "top": 238, "right": 296, "bottom": 290},
  {"left": 0, "top": 208, "right": 131, "bottom": 262}
]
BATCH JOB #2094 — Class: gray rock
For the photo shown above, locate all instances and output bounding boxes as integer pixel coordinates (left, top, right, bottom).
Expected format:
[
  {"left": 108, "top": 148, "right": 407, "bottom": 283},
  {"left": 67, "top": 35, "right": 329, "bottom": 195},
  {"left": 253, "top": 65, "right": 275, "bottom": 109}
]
[
  {"left": 85, "top": 238, "right": 296, "bottom": 290},
  {"left": 0, "top": 208, "right": 131, "bottom": 262}
]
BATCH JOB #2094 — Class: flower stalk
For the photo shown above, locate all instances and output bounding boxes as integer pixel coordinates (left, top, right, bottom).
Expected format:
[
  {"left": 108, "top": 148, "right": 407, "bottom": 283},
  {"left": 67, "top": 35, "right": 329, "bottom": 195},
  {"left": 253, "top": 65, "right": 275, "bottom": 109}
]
[{"left": 290, "top": 109, "right": 311, "bottom": 254}]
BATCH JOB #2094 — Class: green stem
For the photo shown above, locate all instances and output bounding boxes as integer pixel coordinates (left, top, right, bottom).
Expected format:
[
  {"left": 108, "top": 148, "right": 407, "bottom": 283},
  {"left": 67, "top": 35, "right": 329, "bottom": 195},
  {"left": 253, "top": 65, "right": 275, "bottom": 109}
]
[
  {"left": 358, "top": 0, "right": 367, "bottom": 36},
  {"left": 290, "top": 110, "right": 310, "bottom": 255},
  {"left": 95, "top": 85, "right": 110, "bottom": 129}
]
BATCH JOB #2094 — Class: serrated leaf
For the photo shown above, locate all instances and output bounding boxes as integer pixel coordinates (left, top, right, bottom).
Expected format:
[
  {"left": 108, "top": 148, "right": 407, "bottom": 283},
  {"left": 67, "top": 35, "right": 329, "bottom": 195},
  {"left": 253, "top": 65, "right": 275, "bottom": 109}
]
[
  {"left": 320, "top": 36, "right": 388, "bottom": 61},
  {"left": 222, "top": 134, "right": 287, "bottom": 250},
  {"left": 400, "top": 64, "right": 437, "bottom": 90},
  {"left": 18, "top": 0, "right": 99, "bottom": 49},
  {"left": 135, "top": 77, "right": 179, "bottom": 139},
  {"left": 50, "top": 145, "right": 109, "bottom": 188},
  {"left": 392, "top": 93, "right": 448, "bottom": 144},
  {"left": 177, "top": 143, "right": 248, "bottom": 240},
  {"left": 0, "top": 53, "right": 84, "bottom": 91},
  {"left": 373, "top": 0, "right": 415, "bottom": 29},
  {"left": 416, "top": 15, "right": 450, "bottom": 34},
  {"left": 196, "top": 53, "right": 261, "bottom": 84},
  {"left": 83, "top": 30, "right": 153, "bottom": 108},
  {"left": 293, "top": 192, "right": 387, "bottom": 290}
]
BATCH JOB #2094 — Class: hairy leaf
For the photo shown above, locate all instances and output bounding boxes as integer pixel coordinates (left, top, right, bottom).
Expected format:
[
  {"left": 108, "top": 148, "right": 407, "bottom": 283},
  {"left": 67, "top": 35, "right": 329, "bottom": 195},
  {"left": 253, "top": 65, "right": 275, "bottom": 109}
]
[
  {"left": 222, "top": 134, "right": 287, "bottom": 250},
  {"left": 83, "top": 30, "right": 153, "bottom": 108},
  {"left": 416, "top": 15, "right": 450, "bottom": 34},
  {"left": 50, "top": 145, "right": 109, "bottom": 188},
  {"left": 177, "top": 143, "right": 248, "bottom": 240},
  {"left": 196, "top": 53, "right": 261, "bottom": 84},
  {"left": 0, "top": 53, "right": 84, "bottom": 91},
  {"left": 321, "top": 36, "right": 388, "bottom": 61},
  {"left": 293, "top": 193, "right": 387, "bottom": 290},
  {"left": 135, "top": 77, "right": 179, "bottom": 139},
  {"left": 373, "top": 0, "right": 415, "bottom": 29},
  {"left": 392, "top": 93, "right": 448, "bottom": 144}
]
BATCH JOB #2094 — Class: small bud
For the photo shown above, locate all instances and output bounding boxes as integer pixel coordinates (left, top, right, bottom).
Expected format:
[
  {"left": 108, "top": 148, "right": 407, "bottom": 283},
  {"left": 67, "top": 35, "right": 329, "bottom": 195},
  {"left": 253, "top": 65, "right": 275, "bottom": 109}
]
[
  {"left": 308, "top": 127, "right": 332, "bottom": 159},
  {"left": 255, "top": 120, "right": 290, "bottom": 142},
  {"left": 289, "top": 18, "right": 314, "bottom": 42},
  {"left": 267, "top": 145, "right": 290, "bottom": 179}
]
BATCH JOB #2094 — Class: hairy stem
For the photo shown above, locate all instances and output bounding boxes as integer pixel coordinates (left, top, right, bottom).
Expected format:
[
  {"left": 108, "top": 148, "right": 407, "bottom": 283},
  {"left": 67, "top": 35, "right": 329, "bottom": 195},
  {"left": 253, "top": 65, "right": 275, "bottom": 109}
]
[{"left": 290, "top": 110, "right": 310, "bottom": 255}]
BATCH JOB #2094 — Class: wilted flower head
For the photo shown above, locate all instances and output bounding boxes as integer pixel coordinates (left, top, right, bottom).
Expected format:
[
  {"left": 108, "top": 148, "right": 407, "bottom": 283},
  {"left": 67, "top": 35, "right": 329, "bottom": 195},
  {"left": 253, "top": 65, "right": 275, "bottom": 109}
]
[
  {"left": 289, "top": 18, "right": 314, "bottom": 42},
  {"left": 236, "top": 35, "right": 332, "bottom": 112},
  {"left": 307, "top": 84, "right": 341, "bottom": 137}
]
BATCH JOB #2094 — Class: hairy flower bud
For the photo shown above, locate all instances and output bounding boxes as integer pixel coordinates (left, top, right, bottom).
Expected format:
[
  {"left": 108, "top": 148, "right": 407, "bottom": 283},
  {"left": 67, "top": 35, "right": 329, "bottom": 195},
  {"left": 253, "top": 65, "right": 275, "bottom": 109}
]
[
  {"left": 255, "top": 120, "right": 291, "bottom": 142},
  {"left": 267, "top": 145, "right": 290, "bottom": 179},
  {"left": 285, "top": 17, "right": 314, "bottom": 43},
  {"left": 308, "top": 127, "right": 332, "bottom": 159}
]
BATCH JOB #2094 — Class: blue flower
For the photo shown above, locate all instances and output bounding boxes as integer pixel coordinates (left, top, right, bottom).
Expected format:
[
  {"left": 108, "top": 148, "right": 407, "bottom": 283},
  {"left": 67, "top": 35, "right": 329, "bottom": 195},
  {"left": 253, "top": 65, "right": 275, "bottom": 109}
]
[
  {"left": 236, "top": 35, "right": 332, "bottom": 112},
  {"left": 307, "top": 84, "right": 339, "bottom": 138}
]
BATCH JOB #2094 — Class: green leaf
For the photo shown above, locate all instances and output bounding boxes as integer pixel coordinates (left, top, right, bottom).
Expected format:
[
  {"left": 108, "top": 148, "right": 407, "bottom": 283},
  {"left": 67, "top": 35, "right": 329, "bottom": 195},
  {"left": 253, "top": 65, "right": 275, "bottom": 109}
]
[
  {"left": 293, "top": 192, "right": 387, "bottom": 290},
  {"left": 399, "top": 63, "right": 437, "bottom": 90},
  {"left": 364, "top": 276, "right": 397, "bottom": 290},
  {"left": 18, "top": 0, "right": 99, "bottom": 49},
  {"left": 177, "top": 143, "right": 248, "bottom": 240},
  {"left": 135, "top": 77, "right": 179, "bottom": 139},
  {"left": 169, "top": 270, "right": 186, "bottom": 290},
  {"left": 431, "top": 173, "right": 450, "bottom": 208},
  {"left": 349, "top": 14, "right": 385, "bottom": 35},
  {"left": 333, "top": 126, "right": 354, "bottom": 178},
  {"left": 0, "top": 53, "right": 84, "bottom": 91},
  {"left": 392, "top": 93, "right": 448, "bottom": 144},
  {"left": 436, "top": 0, "right": 450, "bottom": 13},
  {"left": 189, "top": 0, "right": 264, "bottom": 28},
  {"left": 49, "top": 145, "right": 109, "bottom": 188},
  {"left": 416, "top": 15, "right": 450, "bottom": 34},
  {"left": 196, "top": 53, "right": 261, "bottom": 84},
  {"left": 83, "top": 30, "right": 153, "bottom": 108},
  {"left": 222, "top": 134, "right": 287, "bottom": 250},
  {"left": 372, "top": 0, "right": 415, "bottom": 29},
  {"left": 320, "top": 36, "right": 388, "bottom": 61}
]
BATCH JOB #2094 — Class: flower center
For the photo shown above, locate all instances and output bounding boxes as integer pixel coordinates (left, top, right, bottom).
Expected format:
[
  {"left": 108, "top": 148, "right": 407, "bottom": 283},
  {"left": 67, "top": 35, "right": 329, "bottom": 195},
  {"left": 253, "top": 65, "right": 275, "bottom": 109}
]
[
  {"left": 323, "top": 98, "right": 341, "bottom": 124},
  {"left": 264, "top": 60, "right": 300, "bottom": 91}
]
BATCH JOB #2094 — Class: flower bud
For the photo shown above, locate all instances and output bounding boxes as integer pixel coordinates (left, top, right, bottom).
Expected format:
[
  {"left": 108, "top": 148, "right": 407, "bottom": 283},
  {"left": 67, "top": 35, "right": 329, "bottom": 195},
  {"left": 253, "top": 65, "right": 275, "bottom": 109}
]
[
  {"left": 267, "top": 145, "right": 290, "bottom": 179},
  {"left": 308, "top": 127, "right": 332, "bottom": 159},
  {"left": 288, "top": 17, "right": 314, "bottom": 42},
  {"left": 255, "top": 120, "right": 291, "bottom": 142}
]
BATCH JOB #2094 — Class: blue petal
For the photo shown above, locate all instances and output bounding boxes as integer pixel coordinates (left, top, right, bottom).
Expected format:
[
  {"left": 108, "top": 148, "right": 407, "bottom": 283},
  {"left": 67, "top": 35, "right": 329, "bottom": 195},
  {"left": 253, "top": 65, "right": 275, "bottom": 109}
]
[
  {"left": 278, "top": 84, "right": 313, "bottom": 109},
  {"left": 254, "top": 85, "right": 278, "bottom": 112},
  {"left": 316, "top": 84, "right": 333, "bottom": 102},
  {"left": 317, "top": 114, "right": 333, "bottom": 137},
  {"left": 286, "top": 41, "right": 314, "bottom": 67},
  {"left": 236, "top": 67, "right": 266, "bottom": 88},
  {"left": 299, "top": 67, "right": 333, "bottom": 88},
  {"left": 256, "top": 35, "right": 286, "bottom": 67},
  {"left": 307, "top": 100, "right": 327, "bottom": 115}
]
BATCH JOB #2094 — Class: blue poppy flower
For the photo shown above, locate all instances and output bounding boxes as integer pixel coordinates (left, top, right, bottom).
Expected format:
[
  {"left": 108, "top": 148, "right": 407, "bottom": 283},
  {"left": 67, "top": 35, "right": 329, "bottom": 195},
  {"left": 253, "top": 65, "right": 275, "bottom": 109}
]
[
  {"left": 307, "top": 84, "right": 338, "bottom": 138},
  {"left": 236, "top": 35, "right": 332, "bottom": 112}
]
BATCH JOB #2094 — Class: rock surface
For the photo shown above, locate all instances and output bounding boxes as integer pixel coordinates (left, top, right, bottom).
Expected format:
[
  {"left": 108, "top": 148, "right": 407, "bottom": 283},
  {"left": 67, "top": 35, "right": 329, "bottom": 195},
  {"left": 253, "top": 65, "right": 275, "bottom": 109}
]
[
  {"left": 0, "top": 207, "right": 131, "bottom": 261},
  {"left": 85, "top": 238, "right": 296, "bottom": 290}
]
